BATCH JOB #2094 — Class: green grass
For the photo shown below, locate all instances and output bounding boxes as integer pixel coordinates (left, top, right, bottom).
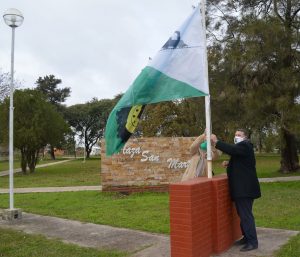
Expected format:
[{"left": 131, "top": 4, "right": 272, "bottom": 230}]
[
  {"left": 0, "top": 191, "right": 170, "bottom": 234},
  {"left": 0, "top": 182, "right": 299, "bottom": 255},
  {"left": 0, "top": 158, "right": 101, "bottom": 188},
  {"left": 275, "top": 233, "right": 300, "bottom": 257},
  {"left": 0, "top": 182, "right": 299, "bottom": 234},
  {"left": 0, "top": 158, "right": 61, "bottom": 172},
  {"left": 254, "top": 181, "right": 300, "bottom": 231},
  {"left": 0, "top": 227, "right": 126, "bottom": 257},
  {"left": 213, "top": 154, "right": 300, "bottom": 178},
  {"left": 1, "top": 155, "right": 299, "bottom": 189},
  {"left": 0, "top": 160, "right": 21, "bottom": 172}
]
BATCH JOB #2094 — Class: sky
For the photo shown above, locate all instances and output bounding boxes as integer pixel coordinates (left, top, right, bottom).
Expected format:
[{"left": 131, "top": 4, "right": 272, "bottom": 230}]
[{"left": 0, "top": 0, "right": 197, "bottom": 106}]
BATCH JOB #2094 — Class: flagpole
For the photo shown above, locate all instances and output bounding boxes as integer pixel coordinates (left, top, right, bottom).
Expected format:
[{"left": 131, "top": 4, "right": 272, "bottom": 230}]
[{"left": 201, "top": 0, "right": 213, "bottom": 178}]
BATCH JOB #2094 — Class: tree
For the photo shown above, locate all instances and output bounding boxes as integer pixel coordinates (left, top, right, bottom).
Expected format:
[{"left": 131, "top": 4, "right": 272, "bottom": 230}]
[
  {"left": 139, "top": 98, "right": 206, "bottom": 137},
  {"left": 35, "top": 75, "right": 71, "bottom": 159},
  {"left": 0, "top": 70, "right": 21, "bottom": 103},
  {"left": 66, "top": 98, "right": 114, "bottom": 158},
  {"left": 36, "top": 75, "right": 71, "bottom": 107},
  {"left": 0, "top": 71, "right": 10, "bottom": 102},
  {"left": 177, "top": 98, "right": 206, "bottom": 137},
  {"left": 139, "top": 101, "right": 180, "bottom": 137},
  {"left": 207, "top": 0, "right": 300, "bottom": 172},
  {"left": 0, "top": 89, "right": 69, "bottom": 173},
  {"left": 60, "top": 129, "right": 77, "bottom": 157}
]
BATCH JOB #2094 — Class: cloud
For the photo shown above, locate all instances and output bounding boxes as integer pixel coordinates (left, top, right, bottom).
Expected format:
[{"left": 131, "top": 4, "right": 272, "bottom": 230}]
[{"left": 0, "top": 0, "right": 196, "bottom": 105}]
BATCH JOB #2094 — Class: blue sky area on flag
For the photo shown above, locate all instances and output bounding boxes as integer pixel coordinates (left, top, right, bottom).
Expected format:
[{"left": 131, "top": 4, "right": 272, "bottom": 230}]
[{"left": 0, "top": 0, "right": 198, "bottom": 106}]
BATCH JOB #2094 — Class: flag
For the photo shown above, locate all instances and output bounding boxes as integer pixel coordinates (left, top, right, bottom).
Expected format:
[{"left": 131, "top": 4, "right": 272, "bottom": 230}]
[{"left": 105, "top": 5, "right": 208, "bottom": 156}]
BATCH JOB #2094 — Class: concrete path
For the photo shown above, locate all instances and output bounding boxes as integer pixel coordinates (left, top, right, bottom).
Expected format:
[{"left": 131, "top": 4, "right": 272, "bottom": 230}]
[
  {"left": 213, "top": 227, "right": 299, "bottom": 257},
  {"left": 0, "top": 211, "right": 298, "bottom": 257},
  {"left": 259, "top": 175, "right": 300, "bottom": 183},
  {"left": 0, "top": 185, "right": 102, "bottom": 194},
  {"left": 0, "top": 159, "right": 73, "bottom": 177},
  {"left": 0, "top": 175, "right": 299, "bottom": 195}
]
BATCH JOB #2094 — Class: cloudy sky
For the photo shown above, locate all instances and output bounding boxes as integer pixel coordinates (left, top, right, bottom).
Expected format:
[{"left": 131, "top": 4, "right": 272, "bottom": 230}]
[{"left": 0, "top": 0, "right": 197, "bottom": 105}]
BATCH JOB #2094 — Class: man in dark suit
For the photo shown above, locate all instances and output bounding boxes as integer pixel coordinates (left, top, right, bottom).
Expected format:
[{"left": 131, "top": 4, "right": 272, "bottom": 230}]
[{"left": 211, "top": 129, "right": 261, "bottom": 252}]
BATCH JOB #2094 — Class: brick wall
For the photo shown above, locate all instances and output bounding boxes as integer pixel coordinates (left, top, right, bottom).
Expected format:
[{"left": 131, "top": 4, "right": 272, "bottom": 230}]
[
  {"left": 101, "top": 137, "right": 195, "bottom": 191},
  {"left": 170, "top": 174, "right": 241, "bottom": 257}
]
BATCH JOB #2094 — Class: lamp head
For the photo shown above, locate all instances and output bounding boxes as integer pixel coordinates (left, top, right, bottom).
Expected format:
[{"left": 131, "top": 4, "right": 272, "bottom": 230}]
[{"left": 3, "top": 8, "right": 24, "bottom": 28}]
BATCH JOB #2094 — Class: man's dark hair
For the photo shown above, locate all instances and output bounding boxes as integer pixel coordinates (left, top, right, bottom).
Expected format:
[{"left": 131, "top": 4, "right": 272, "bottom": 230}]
[{"left": 236, "top": 128, "right": 249, "bottom": 138}]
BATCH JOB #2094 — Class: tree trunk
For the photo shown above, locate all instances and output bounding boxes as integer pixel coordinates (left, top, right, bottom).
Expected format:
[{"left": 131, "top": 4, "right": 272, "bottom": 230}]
[
  {"left": 85, "top": 138, "right": 91, "bottom": 159},
  {"left": 73, "top": 134, "right": 77, "bottom": 159},
  {"left": 34, "top": 149, "right": 39, "bottom": 168},
  {"left": 258, "top": 131, "right": 263, "bottom": 153},
  {"left": 280, "top": 128, "right": 300, "bottom": 173},
  {"left": 27, "top": 151, "right": 33, "bottom": 173},
  {"left": 50, "top": 145, "right": 56, "bottom": 160},
  {"left": 20, "top": 149, "right": 27, "bottom": 174},
  {"left": 86, "top": 148, "right": 91, "bottom": 159},
  {"left": 28, "top": 150, "right": 39, "bottom": 173}
]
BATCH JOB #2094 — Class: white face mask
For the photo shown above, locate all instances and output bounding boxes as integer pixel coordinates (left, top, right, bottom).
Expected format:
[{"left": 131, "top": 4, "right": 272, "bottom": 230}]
[{"left": 234, "top": 136, "right": 244, "bottom": 144}]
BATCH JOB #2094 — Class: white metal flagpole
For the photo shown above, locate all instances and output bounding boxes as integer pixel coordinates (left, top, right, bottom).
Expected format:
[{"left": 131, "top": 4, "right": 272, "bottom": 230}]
[
  {"left": 201, "top": 0, "right": 213, "bottom": 178},
  {"left": 9, "top": 26, "right": 16, "bottom": 209}
]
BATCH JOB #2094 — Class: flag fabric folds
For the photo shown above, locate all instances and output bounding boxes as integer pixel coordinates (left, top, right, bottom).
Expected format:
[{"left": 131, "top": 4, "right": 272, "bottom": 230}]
[{"left": 105, "top": 5, "right": 209, "bottom": 156}]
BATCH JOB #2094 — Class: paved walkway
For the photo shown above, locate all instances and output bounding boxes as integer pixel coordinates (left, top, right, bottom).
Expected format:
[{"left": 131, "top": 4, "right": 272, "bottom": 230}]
[
  {"left": 0, "top": 175, "right": 299, "bottom": 195},
  {"left": 259, "top": 175, "right": 300, "bottom": 183},
  {"left": 0, "top": 159, "right": 72, "bottom": 177},
  {"left": 0, "top": 186, "right": 102, "bottom": 194},
  {"left": 0, "top": 175, "right": 298, "bottom": 195},
  {"left": 0, "top": 211, "right": 298, "bottom": 257}
]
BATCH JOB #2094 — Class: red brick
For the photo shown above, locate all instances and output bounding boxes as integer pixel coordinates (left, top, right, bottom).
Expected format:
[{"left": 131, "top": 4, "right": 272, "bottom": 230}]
[
  {"left": 170, "top": 175, "right": 242, "bottom": 257},
  {"left": 171, "top": 246, "right": 193, "bottom": 257},
  {"left": 170, "top": 238, "right": 193, "bottom": 249}
]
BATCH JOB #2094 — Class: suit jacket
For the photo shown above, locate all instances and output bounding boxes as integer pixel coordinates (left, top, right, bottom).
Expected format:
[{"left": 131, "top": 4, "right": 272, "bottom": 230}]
[{"left": 216, "top": 140, "right": 261, "bottom": 200}]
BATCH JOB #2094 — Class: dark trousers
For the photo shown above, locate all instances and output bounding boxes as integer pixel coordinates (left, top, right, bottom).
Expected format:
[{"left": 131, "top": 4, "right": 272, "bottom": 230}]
[{"left": 234, "top": 198, "right": 258, "bottom": 246}]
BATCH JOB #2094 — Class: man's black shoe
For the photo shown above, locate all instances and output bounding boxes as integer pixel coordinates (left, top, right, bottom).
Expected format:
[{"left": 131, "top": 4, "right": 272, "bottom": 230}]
[
  {"left": 240, "top": 244, "right": 258, "bottom": 252},
  {"left": 234, "top": 237, "right": 247, "bottom": 245}
]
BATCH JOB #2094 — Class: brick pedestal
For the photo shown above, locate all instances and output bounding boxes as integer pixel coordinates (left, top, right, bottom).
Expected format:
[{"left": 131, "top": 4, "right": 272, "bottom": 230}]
[{"left": 170, "top": 175, "right": 241, "bottom": 257}]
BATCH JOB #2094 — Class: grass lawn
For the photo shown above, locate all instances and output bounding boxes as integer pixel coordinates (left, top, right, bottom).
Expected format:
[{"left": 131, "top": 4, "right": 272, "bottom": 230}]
[
  {"left": 0, "top": 160, "right": 21, "bottom": 172},
  {"left": 0, "top": 227, "right": 126, "bottom": 257},
  {"left": 0, "top": 158, "right": 101, "bottom": 188},
  {"left": 0, "top": 191, "right": 170, "bottom": 234},
  {"left": 0, "top": 182, "right": 299, "bottom": 255},
  {"left": 254, "top": 181, "right": 300, "bottom": 231},
  {"left": 275, "top": 233, "right": 300, "bottom": 257},
  {"left": 213, "top": 154, "right": 300, "bottom": 178},
  {"left": 0, "top": 181, "right": 299, "bottom": 234},
  {"left": 0, "top": 158, "right": 62, "bottom": 172},
  {"left": 0, "top": 154, "right": 299, "bottom": 190}
]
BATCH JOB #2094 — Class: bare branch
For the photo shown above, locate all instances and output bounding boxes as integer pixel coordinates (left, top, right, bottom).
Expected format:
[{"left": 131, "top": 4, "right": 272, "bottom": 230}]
[
  {"left": 207, "top": 29, "right": 224, "bottom": 43},
  {"left": 211, "top": 2, "right": 236, "bottom": 39},
  {"left": 291, "top": 7, "right": 300, "bottom": 21},
  {"left": 273, "top": 0, "right": 285, "bottom": 23}
]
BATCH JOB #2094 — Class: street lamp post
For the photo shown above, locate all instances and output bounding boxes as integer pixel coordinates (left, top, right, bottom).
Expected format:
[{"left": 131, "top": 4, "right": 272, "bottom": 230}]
[{"left": 3, "top": 8, "right": 24, "bottom": 218}]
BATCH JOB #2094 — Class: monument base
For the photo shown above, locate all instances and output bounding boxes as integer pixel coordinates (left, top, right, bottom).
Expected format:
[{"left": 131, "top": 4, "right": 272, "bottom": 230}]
[
  {"left": 170, "top": 174, "right": 242, "bottom": 257},
  {"left": 1, "top": 208, "right": 22, "bottom": 221}
]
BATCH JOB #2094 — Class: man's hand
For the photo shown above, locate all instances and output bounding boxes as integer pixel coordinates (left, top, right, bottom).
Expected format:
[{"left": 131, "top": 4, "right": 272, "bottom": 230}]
[{"left": 222, "top": 161, "right": 229, "bottom": 168}]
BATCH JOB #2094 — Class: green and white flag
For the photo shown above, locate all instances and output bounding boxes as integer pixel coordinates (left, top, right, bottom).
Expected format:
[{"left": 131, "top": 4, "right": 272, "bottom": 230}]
[{"left": 105, "top": 5, "right": 209, "bottom": 156}]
